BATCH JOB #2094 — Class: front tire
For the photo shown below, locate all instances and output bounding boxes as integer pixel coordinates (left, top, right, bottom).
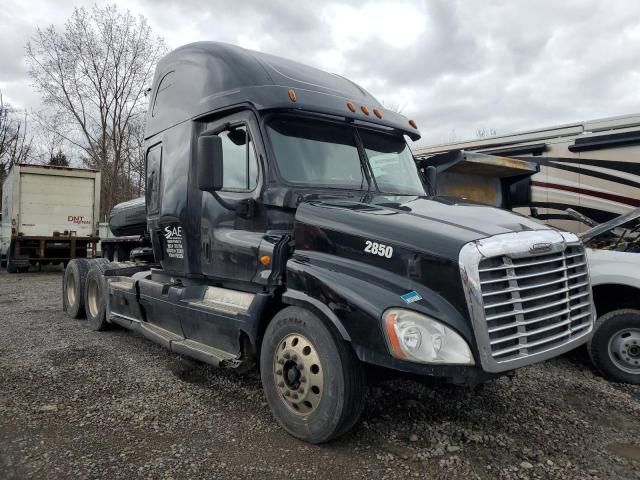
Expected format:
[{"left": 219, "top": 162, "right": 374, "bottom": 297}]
[
  {"left": 62, "top": 259, "right": 91, "bottom": 318},
  {"left": 260, "top": 306, "right": 366, "bottom": 443},
  {"left": 589, "top": 309, "right": 640, "bottom": 384}
]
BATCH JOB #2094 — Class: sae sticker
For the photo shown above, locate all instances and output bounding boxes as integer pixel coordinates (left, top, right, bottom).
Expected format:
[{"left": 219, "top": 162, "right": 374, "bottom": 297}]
[
  {"left": 401, "top": 291, "right": 422, "bottom": 304},
  {"left": 163, "top": 225, "right": 184, "bottom": 260}
]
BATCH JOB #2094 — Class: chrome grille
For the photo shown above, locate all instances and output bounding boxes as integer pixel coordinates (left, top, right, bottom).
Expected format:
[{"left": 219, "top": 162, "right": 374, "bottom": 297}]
[{"left": 478, "top": 244, "right": 592, "bottom": 363}]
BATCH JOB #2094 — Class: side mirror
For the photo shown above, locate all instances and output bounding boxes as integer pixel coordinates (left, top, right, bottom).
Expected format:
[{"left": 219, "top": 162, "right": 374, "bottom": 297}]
[
  {"left": 197, "top": 135, "right": 223, "bottom": 191},
  {"left": 425, "top": 165, "right": 438, "bottom": 196}
]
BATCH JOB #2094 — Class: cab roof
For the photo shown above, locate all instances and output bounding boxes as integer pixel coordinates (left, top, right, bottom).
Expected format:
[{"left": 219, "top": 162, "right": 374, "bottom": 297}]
[{"left": 145, "top": 42, "right": 421, "bottom": 141}]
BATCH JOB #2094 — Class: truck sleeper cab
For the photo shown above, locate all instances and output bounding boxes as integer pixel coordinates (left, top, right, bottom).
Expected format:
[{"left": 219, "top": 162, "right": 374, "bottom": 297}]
[{"left": 62, "top": 42, "right": 595, "bottom": 443}]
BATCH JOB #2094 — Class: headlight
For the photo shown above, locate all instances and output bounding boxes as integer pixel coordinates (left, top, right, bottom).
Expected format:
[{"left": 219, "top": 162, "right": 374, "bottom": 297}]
[{"left": 383, "top": 308, "right": 474, "bottom": 365}]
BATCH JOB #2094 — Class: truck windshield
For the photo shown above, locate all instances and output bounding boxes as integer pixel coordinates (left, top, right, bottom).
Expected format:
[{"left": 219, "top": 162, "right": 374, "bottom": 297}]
[
  {"left": 267, "top": 117, "right": 425, "bottom": 196},
  {"left": 359, "top": 129, "right": 425, "bottom": 196}
]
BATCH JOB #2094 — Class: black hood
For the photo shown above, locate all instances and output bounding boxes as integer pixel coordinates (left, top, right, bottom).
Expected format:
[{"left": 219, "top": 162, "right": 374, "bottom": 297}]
[{"left": 294, "top": 195, "right": 550, "bottom": 261}]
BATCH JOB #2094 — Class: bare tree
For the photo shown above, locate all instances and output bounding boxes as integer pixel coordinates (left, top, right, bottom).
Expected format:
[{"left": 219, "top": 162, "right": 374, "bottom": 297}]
[
  {"left": 123, "top": 118, "right": 146, "bottom": 197},
  {"left": 382, "top": 100, "right": 407, "bottom": 114},
  {"left": 49, "top": 150, "right": 69, "bottom": 166},
  {"left": 26, "top": 4, "right": 166, "bottom": 216},
  {"left": 31, "top": 111, "right": 67, "bottom": 165},
  {"left": 476, "top": 127, "right": 497, "bottom": 138},
  {"left": 0, "top": 91, "right": 32, "bottom": 196}
]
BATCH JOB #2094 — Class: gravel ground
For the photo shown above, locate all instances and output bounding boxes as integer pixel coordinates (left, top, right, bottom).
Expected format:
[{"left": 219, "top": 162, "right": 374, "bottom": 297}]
[{"left": 1, "top": 268, "right": 640, "bottom": 479}]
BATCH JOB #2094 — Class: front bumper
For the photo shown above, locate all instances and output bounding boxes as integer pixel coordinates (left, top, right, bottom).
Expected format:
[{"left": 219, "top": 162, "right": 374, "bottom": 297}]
[{"left": 354, "top": 344, "right": 502, "bottom": 387}]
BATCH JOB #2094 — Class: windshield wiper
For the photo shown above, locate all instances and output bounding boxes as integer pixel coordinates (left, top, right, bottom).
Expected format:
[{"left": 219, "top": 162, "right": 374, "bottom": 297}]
[
  {"left": 359, "top": 157, "right": 368, "bottom": 191},
  {"left": 354, "top": 130, "right": 378, "bottom": 201}
]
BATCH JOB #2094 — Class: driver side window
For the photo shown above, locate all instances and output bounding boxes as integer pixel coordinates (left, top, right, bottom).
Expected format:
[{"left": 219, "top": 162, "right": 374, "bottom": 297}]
[{"left": 219, "top": 126, "right": 258, "bottom": 191}]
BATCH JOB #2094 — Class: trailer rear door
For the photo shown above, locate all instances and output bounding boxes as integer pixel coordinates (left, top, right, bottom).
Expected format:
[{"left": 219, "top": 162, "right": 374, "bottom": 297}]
[{"left": 19, "top": 173, "right": 96, "bottom": 237}]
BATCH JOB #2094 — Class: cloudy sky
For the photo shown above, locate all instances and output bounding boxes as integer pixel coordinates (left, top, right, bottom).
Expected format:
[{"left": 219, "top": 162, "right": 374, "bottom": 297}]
[{"left": 1, "top": 0, "right": 639, "bottom": 146}]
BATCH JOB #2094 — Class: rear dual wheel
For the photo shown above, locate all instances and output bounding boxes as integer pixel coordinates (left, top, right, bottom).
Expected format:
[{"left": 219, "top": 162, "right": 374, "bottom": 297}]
[
  {"left": 103, "top": 244, "right": 128, "bottom": 262},
  {"left": 260, "top": 307, "right": 366, "bottom": 443},
  {"left": 63, "top": 259, "right": 91, "bottom": 317},
  {"left": 84, "top": 259, "right": 112, "bottom": 331},
  {"left": 63, "top": 258, "right": 110, "bottom": 322}
]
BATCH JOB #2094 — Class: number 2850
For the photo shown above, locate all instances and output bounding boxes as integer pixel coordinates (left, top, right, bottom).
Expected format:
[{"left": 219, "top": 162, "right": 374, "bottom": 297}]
[{"left": 364, "top": 240, "right": 393, "bottom": 258}]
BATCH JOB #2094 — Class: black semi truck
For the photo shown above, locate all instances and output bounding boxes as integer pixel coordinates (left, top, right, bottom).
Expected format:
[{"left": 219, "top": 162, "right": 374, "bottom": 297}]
[{"left": 62, "top": 42, "right": 595, "bottom": 443}]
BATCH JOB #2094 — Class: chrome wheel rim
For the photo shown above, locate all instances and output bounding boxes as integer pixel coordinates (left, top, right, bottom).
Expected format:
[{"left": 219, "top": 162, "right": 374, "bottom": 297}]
[
  {"left": 87, "top": 277, "right": 100, "bottom": 317},
  {"left": 608, "top": 328, "right": 640, "bottom": 374},
  {"left": 273, "top": 333, "right": 323, "bottom": 416},
  {"left": 66, "top": 270, "right": 76, "bottom": 306}
]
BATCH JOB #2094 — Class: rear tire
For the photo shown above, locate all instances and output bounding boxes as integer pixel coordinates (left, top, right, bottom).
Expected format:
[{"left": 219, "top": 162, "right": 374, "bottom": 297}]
[
  {"left": 63, "top": 259, "right": 91, "bottom": 318},
  {"left": 6, "top": 260, "right": 18, "bottom": 274},
  {"left": 260, "top": 306, "right": 366, "bottom": 443},
  {"left": 589, "top": 309, "right": 640, "bottom": 384},
  {"left": 84, "top": 260, "right": 112, "bottom": 331},
  {"left": 102, "top": 244, "right": 113, "bottom": 262},
  {"left": 113, "top": 245, "right": 128, "bottom": 262},
  {"left": 5, "top": 241, "right": 24, "bottom": 274}
]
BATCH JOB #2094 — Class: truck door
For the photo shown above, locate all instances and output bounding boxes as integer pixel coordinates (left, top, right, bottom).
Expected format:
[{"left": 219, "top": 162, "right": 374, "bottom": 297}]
[{"left": 198, "top": 112, "right": 265, "bottom": 284}]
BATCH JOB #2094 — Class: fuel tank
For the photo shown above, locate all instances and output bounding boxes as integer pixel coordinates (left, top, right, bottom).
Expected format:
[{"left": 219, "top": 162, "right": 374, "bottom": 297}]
[{"left": 108, "top": 197, "right": 146, "bottom": 236}]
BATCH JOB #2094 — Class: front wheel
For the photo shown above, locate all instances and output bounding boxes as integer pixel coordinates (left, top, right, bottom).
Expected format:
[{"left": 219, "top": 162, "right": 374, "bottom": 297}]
[
  {"left": 589, "top": 309, "right": 640, "bottom": 384},
  {"left": 260, "top": 306, "right": 366, "bottom": 443}
]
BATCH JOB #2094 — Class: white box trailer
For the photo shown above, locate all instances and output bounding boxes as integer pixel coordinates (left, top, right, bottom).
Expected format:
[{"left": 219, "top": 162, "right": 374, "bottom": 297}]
[{"left": 0, "top": 164, "right": 101, "bottom": 272}]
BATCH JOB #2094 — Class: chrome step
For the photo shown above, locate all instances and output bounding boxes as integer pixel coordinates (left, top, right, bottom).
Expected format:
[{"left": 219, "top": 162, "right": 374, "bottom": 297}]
[
  {"left": 184, "top": 286, "right": 255, "bottom": 315},
  {"left": 108, "top": 313, "right": 240, "bottom": 368},
  {"left": 171, "top": 339, "right": 237, "bottom": 367}
]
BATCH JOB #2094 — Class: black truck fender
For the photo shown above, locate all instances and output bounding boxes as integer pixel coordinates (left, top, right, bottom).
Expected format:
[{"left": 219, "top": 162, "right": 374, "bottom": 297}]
[
  {"left": 281, "top": 288, "right": 352, "bottom": 341},
  {"left": 282, "top": 252, "right": 475, "bottom": 363}
]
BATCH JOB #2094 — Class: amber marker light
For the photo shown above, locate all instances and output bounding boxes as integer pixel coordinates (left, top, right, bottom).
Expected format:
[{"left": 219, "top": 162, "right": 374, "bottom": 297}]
[
  {"left": 260, "top": 255, "right": 272, "bottom": 266},
  {"left": 347, "top": 101, "right": 356, "bottom": 112},
  {"left": 373, "top": 108, "right": 382, "bottom": 119},
  {"left": 361, "top": 105, "right": 370, "bottom": 115},
  {"left": 409, "top": 119, "right": 418, "bottom": 129},
  {"left": 384, "top": 312, "right": 406, "bottom": 359},
  {"left": 288, "top": 89, "right": 297, "bottom": 102}
]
